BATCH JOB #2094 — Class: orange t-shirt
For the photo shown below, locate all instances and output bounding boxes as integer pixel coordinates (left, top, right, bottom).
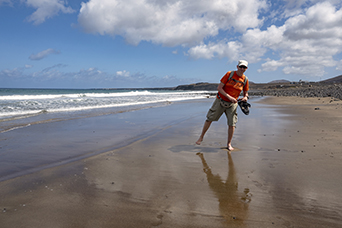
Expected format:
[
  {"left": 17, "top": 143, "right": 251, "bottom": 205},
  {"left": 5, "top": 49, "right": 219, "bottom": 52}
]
[{"left": 218, "top": 71, "right": 249, "bottom": 101}]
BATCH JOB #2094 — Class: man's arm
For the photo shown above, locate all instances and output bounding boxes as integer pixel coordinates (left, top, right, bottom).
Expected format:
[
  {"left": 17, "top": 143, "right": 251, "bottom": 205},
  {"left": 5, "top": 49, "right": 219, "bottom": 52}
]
[
  {"left": 217, "top": 82, "right": 237, "bottom": 103},
  {"left": 241, "top": 90, "right": 249, "bottom": 102},
  {"left": 240, "top": 79, "right": 249, "bottom": 102}
]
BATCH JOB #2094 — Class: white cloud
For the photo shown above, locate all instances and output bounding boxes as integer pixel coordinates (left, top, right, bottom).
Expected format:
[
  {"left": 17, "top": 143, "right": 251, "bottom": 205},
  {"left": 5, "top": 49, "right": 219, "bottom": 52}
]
[
  {"left": 189, "top": 1, "right": 342, "bottom": 77},
  {"left": 188, "top": 41, "right": 243, "bottom": 60},
  {"left": 116, "top": 70, "right": 130, "bottom": 77},
  {"left": 6, "top": 0, "right": 340, "bottom": 82},
  {"left": 261, "top": 1, "right": 342, "bottom": 76},
  {"left": 0, "top": 64, "right": 34, "bottom": 78},
  {"left": 0, "top": 68, "right": 23, "bottom": 78},
  {"left": 76, "top": 0, "right": 341, "bottom": 78},
  {"left": 29, "top": 48, "right": 60, "bottom": 60},
  {"left": 78, "top": 0, "right": 267, "bottom": 46},
  {"left": 25, "top": 0, "right": 75, "bottom": 25}
]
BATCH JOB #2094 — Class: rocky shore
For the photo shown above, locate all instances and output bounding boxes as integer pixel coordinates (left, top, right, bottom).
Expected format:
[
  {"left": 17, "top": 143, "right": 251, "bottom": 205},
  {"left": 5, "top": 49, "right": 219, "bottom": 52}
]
[
  {"left": 249, "top": 82, "right": 342, "bottom": 100},
  {"left": 174, "top": 81, "right": 342, "bottom": 100}
]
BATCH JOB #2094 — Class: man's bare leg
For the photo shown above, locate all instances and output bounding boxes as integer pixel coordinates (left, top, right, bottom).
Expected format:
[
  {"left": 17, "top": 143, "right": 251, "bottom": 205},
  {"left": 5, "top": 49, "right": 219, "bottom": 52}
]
[
  {"left": 196, "top": 120, "right": 212, "bottom": 145},
  {"left": 227, "top": 125, "right": 235, "bottom": 151}
]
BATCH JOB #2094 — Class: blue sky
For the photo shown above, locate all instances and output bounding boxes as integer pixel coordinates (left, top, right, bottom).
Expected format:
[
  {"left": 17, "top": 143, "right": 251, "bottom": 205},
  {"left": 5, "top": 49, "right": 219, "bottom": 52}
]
[{"left": 1, "top": 0, "right": 342, "bottom": 88}]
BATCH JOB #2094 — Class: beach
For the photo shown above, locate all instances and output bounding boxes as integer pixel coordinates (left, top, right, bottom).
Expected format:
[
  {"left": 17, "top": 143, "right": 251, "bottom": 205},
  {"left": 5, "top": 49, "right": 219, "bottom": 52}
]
[{"left": 0, "top": 96, "right": 342, "bottom": 227}]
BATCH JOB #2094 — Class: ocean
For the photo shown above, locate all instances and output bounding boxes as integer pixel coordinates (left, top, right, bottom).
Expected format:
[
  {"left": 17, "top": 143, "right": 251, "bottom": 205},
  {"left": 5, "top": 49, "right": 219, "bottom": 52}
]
[{"left": 0, "top": 88, "right": 214, "bottom": 133}]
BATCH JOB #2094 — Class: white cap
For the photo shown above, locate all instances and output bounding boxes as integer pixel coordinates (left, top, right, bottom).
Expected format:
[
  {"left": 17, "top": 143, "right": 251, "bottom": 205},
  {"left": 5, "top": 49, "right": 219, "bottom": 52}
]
[{"left": 238, "top": 60, "right": 248, "bottom": 67}]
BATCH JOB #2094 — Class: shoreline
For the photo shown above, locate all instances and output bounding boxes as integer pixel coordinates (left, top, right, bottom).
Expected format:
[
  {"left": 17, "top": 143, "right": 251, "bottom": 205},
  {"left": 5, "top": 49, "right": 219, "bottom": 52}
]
[{"left": 1, "top": 96, "right": 341, "bottom": 227}]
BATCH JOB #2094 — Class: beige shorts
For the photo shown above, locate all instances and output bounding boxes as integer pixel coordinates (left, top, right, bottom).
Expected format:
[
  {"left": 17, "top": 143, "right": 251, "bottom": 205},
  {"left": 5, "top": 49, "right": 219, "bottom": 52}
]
[{"left": 206, "top": 98, "right": 238, "bottom": 126}]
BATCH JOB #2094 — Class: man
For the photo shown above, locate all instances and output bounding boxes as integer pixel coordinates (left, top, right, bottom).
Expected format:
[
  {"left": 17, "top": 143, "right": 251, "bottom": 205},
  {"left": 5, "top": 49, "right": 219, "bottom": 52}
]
[{"left": 196, "top": 60, "right": 249, "bottom": 151}]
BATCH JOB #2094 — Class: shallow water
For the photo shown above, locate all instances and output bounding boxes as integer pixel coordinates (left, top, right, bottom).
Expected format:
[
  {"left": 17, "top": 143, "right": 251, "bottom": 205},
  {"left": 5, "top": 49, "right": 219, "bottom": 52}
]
[{"left": 0, "top": 99, "right": 211, "bottom": 182}]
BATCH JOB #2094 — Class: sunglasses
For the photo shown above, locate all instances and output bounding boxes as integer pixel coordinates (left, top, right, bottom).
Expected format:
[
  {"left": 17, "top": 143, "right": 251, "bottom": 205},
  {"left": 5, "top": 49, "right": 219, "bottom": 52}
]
[{"left": 239, "top": 65, "right": 247, "bottom": 69}]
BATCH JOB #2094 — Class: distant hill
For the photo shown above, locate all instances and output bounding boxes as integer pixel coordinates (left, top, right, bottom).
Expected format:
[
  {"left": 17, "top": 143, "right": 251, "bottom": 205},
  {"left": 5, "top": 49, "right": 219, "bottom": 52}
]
[
  {"left": 174, "top": 82, "right": 218, "bottom": 91},
  {"left": 268, "top": 79, "right": 291, "bottom": 84},
  {"left": 172, "top": 75, "right": 342, "bottom": 91},
  {"left": 320, "top": 75, "right": 342, "bottom": 83}
]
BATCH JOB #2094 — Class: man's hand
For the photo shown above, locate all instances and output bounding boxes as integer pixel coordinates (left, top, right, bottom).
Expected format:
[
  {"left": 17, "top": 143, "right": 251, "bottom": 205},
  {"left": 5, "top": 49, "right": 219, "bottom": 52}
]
[
  {"left": 229, "top": 96, "right": 238, "bottom": 103},
  {"left": 238, "top": 96, "right": 249, "bottom": 102}
]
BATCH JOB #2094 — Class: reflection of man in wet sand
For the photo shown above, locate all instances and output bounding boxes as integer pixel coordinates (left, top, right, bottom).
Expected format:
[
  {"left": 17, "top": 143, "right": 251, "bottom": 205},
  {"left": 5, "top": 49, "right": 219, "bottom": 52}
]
[{"left": 197, "top": 152, "right": 251, "bottom": 225}]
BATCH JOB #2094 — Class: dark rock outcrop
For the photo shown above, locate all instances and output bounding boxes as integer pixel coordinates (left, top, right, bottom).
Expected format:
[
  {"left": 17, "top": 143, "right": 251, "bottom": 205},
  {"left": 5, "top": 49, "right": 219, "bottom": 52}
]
[{"left": 174, "top": 82, "right": 218, "bottom": 91}]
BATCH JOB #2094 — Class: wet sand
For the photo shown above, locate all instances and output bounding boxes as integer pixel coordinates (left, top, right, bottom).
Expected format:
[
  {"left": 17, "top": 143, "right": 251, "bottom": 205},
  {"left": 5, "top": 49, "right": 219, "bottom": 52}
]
[{"left": 0, "top": 97, "right": 342, "bottom": 227}]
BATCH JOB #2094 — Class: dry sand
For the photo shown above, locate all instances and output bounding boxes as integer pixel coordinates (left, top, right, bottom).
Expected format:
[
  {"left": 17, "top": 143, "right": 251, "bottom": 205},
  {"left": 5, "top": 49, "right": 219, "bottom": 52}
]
[{"left": 0, "top": 96, "right": 341, "bottom": 227}]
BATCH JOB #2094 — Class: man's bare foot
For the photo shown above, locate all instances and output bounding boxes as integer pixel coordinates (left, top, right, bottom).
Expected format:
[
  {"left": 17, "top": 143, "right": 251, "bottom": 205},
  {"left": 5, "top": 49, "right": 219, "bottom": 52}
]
[
  {"left": 196, "top": 137, "right": 203, "bottom": 145},
  {"left": 227, "top": 144, "right": 234, "bottom": 151}
]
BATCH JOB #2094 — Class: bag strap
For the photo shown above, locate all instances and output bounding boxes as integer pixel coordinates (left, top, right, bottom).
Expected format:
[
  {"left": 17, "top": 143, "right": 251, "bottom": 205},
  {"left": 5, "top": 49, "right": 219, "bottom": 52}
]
[
  {"left": 228, "top": 71, "right": 248, "bottom": 86},
  {"left": 228, "top": 71, "right": 235, "bottom": 82},
  {"left": 244, "top": 75, "right": 248, "bottom": 86}
]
